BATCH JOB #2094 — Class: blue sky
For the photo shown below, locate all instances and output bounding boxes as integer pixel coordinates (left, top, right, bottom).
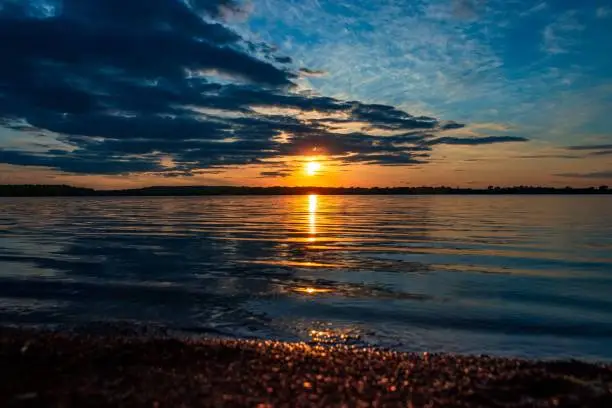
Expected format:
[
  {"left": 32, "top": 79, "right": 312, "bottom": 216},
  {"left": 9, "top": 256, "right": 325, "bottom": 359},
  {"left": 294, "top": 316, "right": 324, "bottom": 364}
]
[
  {"left": 0, "top": 0, "right": 611, "bottom": 187},
  {"left": 242, "top": 0, "right": 612, "bottom": 141}
]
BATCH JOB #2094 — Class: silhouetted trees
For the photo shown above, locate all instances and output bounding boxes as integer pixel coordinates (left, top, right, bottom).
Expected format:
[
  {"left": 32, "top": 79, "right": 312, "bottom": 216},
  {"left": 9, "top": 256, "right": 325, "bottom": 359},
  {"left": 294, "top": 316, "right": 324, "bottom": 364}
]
[
  {"left": 1, "top": 184, "right": 611, "bottom": 197},
  {"left": 0, "top": 185, "right": 95, "bottom": 197}
]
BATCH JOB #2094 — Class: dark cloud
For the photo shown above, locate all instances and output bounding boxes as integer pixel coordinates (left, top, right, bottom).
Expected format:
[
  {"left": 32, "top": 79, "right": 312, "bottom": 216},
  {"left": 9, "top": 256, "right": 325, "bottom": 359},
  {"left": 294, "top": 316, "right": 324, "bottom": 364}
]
[
  {"left": 274, "top": 56, "right": 292, "bottom": 64},
  {"left": 341, "top": 153, "right": 426, "bottom": 166},
  {"left": 566, "top": 144, "right": 612, "bottom": 150},
  {"left": 588, "top": 150, "right": 612, "bottom": 156},
  {"left": 158, "top": 171, "right": 195, "bottom": 178},
  {"left": 515, "top": 154, "right": 581, "bottom": 159},
  {"left": 299, "top": 68, "right": 327, "bottom": 77},
  {"left": 565, "top": 144, "right": 612, "bottom": 151},
  {"left": 562, "top": 144, "right": 612, "bottom": 158},
  {"left": 349, "top": 104, "right": 438, "bottom": 131},
  {"left": 556, "top": 171, "right": 612, "bottom": 179},
  {"left": 0, "top": 0, "right": 527, "bottom": 176},
  {"left": 427, "top": 136, "right": 528, "bottom": 145},
  {"left": 441, "top": 121, "right": 465, "bottom": 130},
  {"left": 0, "top": 149, "right": 162, "bottom": 174},
  {"left": 0, "top": 18, "right": 293, "bottom": 88},
  {"left": 259, "top": 170, "right": 291, "bottom": 178}
]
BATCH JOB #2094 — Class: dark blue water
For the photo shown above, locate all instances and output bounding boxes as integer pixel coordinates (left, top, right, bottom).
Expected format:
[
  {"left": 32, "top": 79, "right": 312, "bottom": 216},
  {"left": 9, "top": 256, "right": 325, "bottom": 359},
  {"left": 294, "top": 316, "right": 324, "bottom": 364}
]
[{"left": 1, "top": 195, "right": 611, "bottom": 360}]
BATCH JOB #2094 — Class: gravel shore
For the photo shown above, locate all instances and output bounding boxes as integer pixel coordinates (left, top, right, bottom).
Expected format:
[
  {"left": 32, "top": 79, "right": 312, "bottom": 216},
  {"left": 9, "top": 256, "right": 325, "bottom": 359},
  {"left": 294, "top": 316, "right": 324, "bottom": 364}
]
[{"left": 1, "top": 328, "right": 611, "bottom": 407}]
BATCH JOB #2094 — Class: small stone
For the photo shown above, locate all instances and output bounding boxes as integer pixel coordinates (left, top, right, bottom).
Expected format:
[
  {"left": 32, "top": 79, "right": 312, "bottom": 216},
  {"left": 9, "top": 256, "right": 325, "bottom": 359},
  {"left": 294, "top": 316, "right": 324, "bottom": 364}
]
[{"left": 20, "top": 342, "right": 31, "bottom": 354}]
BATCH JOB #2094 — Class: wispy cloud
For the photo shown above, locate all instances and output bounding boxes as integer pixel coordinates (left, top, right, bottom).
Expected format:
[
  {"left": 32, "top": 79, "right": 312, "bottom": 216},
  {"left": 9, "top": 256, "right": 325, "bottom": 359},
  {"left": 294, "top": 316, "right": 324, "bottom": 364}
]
[
  {"left": 596, "top": 7, "right": 611, "bottom": 19},
  {"left": 246, "top": 0, "right": 509, "bottom": 117},
  {"left": 451, "top": 0, "right": 486, "bottom": 20},
  {"left": 243, "top": 0, "right": 611, "bottom": 148},
  {"left": 564, "top": 144, "right": 612, "bottom": 157},
  {"left": 565, "top": 144, "right": 612, "bottom": 151},
  {"left": 515, "top": 154, "right": 581, "bottom": 160},
  {"left": 520, "top": 2, "right": 547, "bottom": 17},
  {"left": 542, "top": 11, "right": 584, "bottom": 55},
  {"left": 556, "top": 171, "right": 612, "bottom": 179}
]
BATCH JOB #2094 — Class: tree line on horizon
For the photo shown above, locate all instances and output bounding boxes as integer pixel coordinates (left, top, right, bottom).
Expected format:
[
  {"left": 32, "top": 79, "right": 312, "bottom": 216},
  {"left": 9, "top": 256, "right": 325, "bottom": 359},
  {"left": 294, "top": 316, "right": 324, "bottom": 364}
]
[{"left": 0, "top": 184, "right": 610, "bottom": 197}]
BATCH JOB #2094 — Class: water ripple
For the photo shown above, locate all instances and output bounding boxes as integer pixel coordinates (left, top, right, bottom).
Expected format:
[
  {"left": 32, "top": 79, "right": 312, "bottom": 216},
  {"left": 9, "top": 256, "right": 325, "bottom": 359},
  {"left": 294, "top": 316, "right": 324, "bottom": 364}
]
[{"left": 0, "top": 195, "right": 611, "bottom": 360}]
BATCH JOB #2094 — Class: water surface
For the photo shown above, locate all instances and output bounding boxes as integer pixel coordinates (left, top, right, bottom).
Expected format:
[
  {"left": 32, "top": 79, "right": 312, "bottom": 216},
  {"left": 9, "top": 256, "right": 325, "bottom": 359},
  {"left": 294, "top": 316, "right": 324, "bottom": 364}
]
[{"left": 1, "top": 195, "right": 611, "bottom": 359}]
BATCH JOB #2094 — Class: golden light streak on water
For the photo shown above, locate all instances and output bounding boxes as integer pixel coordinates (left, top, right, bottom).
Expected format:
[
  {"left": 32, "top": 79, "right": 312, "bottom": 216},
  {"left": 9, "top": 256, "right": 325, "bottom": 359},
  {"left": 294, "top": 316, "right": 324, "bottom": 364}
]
[{"left": 308, "top": 194, "right": 317, "bottom": 242}]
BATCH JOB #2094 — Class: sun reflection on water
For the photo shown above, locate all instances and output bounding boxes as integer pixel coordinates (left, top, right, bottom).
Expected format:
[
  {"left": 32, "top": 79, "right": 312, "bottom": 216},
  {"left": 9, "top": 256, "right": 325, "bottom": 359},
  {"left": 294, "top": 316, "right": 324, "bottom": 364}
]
[{"left": 308, "top": 194, "right": 317, "bottom": 242}]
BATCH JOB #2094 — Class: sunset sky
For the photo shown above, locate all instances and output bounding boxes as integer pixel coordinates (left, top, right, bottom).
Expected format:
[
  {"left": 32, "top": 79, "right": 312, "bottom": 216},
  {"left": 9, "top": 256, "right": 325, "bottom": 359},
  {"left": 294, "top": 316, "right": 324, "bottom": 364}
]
[{"left": 0, "top": 0, "right": 611, "bottom": 188}]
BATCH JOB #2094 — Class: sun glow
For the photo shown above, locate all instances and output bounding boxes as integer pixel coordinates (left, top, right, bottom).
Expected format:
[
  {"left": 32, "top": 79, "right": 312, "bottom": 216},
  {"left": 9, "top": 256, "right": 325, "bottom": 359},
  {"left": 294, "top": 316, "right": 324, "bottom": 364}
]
[{"left": 305, "top": 161, "right": 321, "bottom": 176}]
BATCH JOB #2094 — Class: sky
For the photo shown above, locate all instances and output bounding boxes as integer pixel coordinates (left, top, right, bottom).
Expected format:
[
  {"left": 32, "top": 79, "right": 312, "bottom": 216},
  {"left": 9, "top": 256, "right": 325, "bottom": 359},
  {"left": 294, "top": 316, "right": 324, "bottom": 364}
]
[{"left": 0, "top": 0, "right": 611, "bottom": 188}]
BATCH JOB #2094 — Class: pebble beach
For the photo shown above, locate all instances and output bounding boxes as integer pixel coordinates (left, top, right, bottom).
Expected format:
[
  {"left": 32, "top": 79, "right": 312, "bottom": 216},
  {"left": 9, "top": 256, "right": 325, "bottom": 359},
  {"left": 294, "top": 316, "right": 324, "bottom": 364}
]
[{"left": 1, "top": 328, "right": 611, "bottom": 407}]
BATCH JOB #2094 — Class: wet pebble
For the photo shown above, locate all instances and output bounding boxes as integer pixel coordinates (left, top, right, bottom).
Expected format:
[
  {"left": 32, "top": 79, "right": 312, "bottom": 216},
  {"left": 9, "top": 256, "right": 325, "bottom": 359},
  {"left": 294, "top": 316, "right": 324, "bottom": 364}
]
[{"left": 0, "top": 328, "right": 611, "bottom": 407}]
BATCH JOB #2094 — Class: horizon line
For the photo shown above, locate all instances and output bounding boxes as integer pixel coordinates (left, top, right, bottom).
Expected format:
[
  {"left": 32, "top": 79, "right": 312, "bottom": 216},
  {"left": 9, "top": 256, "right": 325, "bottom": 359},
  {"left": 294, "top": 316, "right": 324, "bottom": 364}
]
[{"left": 1, "top": 183, "right": 610, "bottom": 192}]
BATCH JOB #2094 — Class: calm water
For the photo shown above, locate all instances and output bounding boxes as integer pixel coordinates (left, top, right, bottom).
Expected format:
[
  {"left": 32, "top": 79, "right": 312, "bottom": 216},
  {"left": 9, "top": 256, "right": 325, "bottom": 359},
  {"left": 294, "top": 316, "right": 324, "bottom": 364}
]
[{"left": 1, "top": 195, "right": 611, "bottom": 360}]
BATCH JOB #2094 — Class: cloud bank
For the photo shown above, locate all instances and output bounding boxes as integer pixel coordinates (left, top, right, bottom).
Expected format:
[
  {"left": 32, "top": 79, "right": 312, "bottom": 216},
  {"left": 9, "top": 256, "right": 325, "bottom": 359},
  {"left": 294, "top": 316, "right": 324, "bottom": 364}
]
[
  {"left": 0, "top": 0, "right": 527, "bottom": 176},
  {"left": 556, "top": 171, "right": 612, "bottom": 180},
  {"left": 564, "top": 144, "right": 612, "bottom": 157}
]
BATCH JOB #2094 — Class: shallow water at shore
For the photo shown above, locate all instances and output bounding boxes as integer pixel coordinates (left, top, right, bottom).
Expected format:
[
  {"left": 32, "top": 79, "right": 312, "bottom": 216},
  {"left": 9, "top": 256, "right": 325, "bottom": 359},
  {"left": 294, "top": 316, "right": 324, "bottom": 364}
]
[{"left": 1, "top": 195, "right": 611, "bottom": 359}]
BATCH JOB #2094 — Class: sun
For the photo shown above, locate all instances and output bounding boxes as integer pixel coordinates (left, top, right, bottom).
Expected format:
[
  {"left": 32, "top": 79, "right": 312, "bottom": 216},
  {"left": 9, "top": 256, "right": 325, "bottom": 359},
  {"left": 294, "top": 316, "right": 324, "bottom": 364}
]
[{"left": 305, "top": 161, "right": 321, "bottom": 176}]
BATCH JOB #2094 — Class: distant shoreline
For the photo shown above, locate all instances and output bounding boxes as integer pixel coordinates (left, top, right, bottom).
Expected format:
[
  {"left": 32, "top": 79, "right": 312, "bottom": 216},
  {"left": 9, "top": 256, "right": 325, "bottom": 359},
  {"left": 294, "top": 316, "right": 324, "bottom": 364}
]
[{"left": 0, "top": 184, "right": 611, "bottom": 197}]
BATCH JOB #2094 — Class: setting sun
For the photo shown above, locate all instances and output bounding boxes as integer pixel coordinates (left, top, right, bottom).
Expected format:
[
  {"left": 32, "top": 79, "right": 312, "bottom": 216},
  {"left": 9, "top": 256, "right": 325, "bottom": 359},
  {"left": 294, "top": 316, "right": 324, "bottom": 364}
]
[{"left": 305, "top": 161, "right": 321, "bottom": 176}]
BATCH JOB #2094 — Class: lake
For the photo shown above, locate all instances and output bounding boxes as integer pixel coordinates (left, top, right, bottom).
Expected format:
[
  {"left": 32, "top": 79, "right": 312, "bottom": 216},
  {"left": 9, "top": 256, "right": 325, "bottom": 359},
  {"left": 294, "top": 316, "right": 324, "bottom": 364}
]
[{"left": 1, "top": 195, "right": 611, "bottom": 360}]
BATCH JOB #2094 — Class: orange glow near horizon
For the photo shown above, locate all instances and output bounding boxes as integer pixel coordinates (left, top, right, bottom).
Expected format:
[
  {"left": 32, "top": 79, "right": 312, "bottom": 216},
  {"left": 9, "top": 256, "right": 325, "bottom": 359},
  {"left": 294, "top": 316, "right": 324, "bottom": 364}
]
[{"left": 7, "top": 139, "right": 612, "bottom": 189}]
